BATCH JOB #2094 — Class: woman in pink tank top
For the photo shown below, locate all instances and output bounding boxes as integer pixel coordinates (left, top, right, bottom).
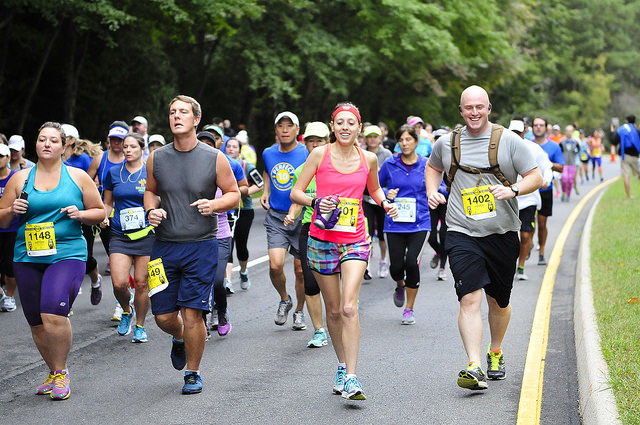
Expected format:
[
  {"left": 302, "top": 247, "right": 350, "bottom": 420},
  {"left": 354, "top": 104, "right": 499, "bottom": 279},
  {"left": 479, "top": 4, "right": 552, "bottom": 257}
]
[{"left": 291, "top": 103, "right": 397, "bottom": 401}]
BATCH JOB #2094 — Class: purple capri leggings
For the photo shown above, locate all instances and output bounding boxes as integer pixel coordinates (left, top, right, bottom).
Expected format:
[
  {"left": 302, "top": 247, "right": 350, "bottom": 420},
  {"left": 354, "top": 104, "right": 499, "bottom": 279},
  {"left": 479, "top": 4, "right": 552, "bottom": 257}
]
[{"left": 14, "top": 259, "right": 86, "bottom": 326}]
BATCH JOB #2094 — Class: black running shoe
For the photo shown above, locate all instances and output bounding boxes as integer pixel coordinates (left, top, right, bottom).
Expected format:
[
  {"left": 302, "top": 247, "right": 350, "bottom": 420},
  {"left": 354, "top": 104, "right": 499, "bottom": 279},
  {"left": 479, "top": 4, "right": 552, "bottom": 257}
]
[{"left": 171, "top": 338, "right": 186, "bottom": 370}]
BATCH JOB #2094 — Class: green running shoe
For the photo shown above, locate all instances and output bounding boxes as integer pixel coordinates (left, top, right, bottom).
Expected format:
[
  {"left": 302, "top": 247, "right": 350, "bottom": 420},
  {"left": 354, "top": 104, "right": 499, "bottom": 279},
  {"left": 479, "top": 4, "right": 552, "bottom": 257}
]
[
  {"left": 487, "top": 344, "right": 506, "bottom": 380},
  {"left": 457, "top": 362, "right": 488, "bottom": 390}
]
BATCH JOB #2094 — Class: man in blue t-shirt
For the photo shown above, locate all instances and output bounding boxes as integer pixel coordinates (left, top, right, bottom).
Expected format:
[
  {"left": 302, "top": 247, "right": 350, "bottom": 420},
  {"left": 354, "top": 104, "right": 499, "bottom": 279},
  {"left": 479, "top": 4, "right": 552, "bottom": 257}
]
[
  {"left": 532, "top": 117, "right": 564, "bottom": 266},
  {"left": 261, "top": 111, "right": 309, "bottom": 330},
  {"left": 610, "top": 115, "right": 640, "bottom": 198}
]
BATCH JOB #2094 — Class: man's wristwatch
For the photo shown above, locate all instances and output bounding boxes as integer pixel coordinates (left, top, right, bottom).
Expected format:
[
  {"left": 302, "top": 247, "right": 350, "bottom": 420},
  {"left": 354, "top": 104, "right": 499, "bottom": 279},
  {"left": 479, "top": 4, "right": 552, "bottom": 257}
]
[{"left": 510, "top": 185, "right": 520, "bottom": 197}]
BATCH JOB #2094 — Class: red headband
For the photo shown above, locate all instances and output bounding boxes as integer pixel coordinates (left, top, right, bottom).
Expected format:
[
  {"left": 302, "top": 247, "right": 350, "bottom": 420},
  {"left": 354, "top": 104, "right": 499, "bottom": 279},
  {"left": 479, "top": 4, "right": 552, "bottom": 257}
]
[{"left": 331, "top": 105, "right": 361, "bottom": 123}]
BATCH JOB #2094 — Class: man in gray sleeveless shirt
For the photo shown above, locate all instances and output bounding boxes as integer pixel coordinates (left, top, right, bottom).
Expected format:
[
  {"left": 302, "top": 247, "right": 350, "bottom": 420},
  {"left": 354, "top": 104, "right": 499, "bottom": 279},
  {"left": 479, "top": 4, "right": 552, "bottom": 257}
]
[
  {"left": 144, "top": 95, "right": 240, "bottom": 395},
  {"left": 426, "top": 86, "right": 542, "bottom": 392}
]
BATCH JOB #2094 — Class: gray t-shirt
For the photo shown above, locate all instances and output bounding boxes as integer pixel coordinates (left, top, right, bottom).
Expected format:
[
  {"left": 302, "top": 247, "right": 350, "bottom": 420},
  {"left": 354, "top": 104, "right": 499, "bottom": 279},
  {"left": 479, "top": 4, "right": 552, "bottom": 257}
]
[
  {"left": 372, "top": 146, "right": 392, "bottom": 167},
  {"left": 429, "top": 125, "right": 537, "bottom": 237},
  {"left": 152, "top": 141, "right": 219, "bottom": 242},
  {"left": 560, "top": 137, "right": 580, "bottom": 165}
]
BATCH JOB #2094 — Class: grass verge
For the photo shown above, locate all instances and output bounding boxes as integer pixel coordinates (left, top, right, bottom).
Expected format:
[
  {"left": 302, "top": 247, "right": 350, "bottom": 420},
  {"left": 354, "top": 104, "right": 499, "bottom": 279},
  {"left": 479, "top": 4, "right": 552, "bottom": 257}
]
[{"left": 591, "top": 177, "right": 640, "bottom": 424}]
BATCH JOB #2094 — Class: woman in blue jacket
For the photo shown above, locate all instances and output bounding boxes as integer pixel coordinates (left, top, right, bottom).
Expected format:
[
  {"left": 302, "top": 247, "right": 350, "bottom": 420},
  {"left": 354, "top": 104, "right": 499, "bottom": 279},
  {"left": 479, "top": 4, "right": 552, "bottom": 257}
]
[{"left": 378, "top": 125, "right": 431, "bottom": 325}]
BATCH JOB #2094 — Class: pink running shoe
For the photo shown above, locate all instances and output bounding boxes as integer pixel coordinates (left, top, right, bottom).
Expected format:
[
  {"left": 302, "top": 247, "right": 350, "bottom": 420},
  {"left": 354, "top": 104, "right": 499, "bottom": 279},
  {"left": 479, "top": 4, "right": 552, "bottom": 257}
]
[
  {"left": 36, "top": 373, "right": 54, "bottom": 395},
  {"left": 50, "top": 370, "right": 70, "bottom": 400}
]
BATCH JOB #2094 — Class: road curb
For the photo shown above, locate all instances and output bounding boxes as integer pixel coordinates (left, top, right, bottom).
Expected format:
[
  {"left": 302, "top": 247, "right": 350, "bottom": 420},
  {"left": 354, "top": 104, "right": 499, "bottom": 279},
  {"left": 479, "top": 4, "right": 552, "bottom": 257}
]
[{"left": 574, "top": 188, "right": 621, "bottom": 425}]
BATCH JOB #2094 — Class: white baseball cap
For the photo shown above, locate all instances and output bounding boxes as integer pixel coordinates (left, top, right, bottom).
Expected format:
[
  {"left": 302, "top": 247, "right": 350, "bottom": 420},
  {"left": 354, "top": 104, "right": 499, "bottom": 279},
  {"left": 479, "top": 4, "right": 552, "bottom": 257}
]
[
  {"left": 0, "top": 144, "right": 10, "bottom": 156},
  {"left": 131, "top": 116, "right": 148, "bottom": 127},
  {"left": 148, "top": 134, "right": 166, "bottom": 146},
  {"left": 303, "top": 122, "right": 330, "bottom": 139},
  {"left": 8, "top": 135, "right": 25, "bottom": 151},
  {"left": 508, "top": 120, "right": 525, "bottom": 133},
  {"left": 236, "top": 130, "right": 249, "bottom": 144},
  {"left": 62, "top": 124, "right": 80, "bottom": 140},
  {"left": 274, "top": 111, "right": 299, "bottom": 127}
]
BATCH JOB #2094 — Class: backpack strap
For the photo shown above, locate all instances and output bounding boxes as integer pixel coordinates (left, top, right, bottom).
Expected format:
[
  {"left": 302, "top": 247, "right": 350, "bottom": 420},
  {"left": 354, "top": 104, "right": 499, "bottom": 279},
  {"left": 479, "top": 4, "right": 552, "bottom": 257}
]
[
  {"left": 488, "top": 124, "right": 511, "bottom": 187},
  {"left": 445, "top": 124, "right": 512, "bottom": 192},
  {"left": 445, "top": 129, "right": 462, "bottom": 192}
]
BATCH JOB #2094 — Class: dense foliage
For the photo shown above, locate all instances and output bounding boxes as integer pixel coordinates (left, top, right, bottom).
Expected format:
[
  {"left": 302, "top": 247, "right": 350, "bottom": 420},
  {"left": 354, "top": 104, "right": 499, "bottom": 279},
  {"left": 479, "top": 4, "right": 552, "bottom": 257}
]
[{"left": 1, "top": 0, "right": 638, "bottom": 153}]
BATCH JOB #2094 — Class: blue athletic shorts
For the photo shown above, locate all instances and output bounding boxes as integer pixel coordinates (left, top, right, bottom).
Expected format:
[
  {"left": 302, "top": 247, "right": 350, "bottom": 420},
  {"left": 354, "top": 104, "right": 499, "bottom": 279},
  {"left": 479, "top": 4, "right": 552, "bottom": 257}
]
[
  {"left": 149, "top": 239, "right": 218, "bottom": 315},
  {"left": 307, "top": 236, "right": 370, "bottom": 275}
]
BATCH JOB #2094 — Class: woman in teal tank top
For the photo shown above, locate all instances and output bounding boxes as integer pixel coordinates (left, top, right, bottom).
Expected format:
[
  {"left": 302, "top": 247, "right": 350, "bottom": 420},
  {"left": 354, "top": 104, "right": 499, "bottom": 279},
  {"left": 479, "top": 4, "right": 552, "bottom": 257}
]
[{"left": 0, "top": 122, "right": 105, "bottom": 401}]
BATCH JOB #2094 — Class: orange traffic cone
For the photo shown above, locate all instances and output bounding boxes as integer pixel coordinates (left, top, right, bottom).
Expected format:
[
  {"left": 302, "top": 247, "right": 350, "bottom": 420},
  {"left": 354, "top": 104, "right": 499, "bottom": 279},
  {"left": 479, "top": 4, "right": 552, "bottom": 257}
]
[{"left": 610, "top": 145, "right": 616, "bottom": 162}]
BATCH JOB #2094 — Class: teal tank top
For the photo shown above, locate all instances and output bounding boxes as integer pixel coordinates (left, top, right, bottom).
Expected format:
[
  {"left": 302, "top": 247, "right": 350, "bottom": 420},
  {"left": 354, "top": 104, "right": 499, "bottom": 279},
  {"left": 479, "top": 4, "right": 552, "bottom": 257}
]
[{"left": 14, "top": 164, "right": 88, "bottom": 263}]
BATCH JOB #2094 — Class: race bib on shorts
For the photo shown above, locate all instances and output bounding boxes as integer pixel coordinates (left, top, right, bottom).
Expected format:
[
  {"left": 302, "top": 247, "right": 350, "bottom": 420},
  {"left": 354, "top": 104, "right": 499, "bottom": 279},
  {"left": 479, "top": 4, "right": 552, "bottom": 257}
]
[
  {"left": 393, "top": 197, "right": 416, "bottom": 223},
  {"left": 25, "top": 222, "right": 57, "bottom": 257},
  {"left": 120, "top": 207, "right": 145, "bottom": 231},
  {"left": 333, "top": 197, "right": 359, "bottom": 233},
  {"left": 148, "top": 258, "right": 168, "bottom": 297},
  {"left": 461, "top": 185, "right": 497, "bottom": 221}
]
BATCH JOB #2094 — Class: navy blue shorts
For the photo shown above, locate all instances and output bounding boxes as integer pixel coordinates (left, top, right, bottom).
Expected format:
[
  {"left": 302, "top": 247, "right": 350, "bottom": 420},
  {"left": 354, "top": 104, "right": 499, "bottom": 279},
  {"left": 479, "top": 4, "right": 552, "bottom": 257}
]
[
  {"left": 149, "top": 239, "right": 218, "bottom": 315},
  {"left": 445, "top": 231, "right": 519, "bottom": 308}
]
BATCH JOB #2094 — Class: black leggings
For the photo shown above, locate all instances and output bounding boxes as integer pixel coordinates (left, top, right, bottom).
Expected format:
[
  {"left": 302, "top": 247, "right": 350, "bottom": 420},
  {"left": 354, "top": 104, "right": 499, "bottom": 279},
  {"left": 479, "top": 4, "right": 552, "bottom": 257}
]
[
  {"left": 427, "top": 203, "right": 448, "bottom": 268},
  {"left": 82, "top": 224, "right": 98, "bottom": 274},
  {"left": 231, "top": 209, "right": 254, "bottom": 262},
  {"left": 299, "top": 223, "right": 320, "bottom": 296},
  {"left": 212, "top": 236, "right": 231, "bottom": 315},
  {"left": 387, "top": 231, "right": 429, "bottom": 289},
  {"left": 363, "top": 202, "right": 385, "bottom": 242}
]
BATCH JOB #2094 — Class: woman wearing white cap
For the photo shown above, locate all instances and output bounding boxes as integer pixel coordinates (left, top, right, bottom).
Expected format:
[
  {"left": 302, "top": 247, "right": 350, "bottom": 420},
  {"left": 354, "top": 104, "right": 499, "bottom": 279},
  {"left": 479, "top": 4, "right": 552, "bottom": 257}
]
[
  {"left": 87, "top": 121, "right": 127, "bottom": 320},
  {"left": 61, "top": 124, "right": 102, "bottom": 173},
  {"left": 61, "top": 124, "right": 105, "bottom": 304},
  {"left": 284, "top": 121, "right": 330, "bottom": 348},
  {"left": 235, "top": 130, "right": 257, "bottom": 166},
  {"left": 0, "top": 143, "right": 19, "bottom": 312}
]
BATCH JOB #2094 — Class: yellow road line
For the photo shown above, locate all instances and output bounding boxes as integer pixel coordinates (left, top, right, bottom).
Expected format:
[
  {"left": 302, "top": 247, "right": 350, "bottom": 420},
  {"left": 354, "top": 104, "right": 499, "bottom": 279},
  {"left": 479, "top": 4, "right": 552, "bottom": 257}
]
[{"left": 516, "top": 178, "right": 617, "bottom": 424}]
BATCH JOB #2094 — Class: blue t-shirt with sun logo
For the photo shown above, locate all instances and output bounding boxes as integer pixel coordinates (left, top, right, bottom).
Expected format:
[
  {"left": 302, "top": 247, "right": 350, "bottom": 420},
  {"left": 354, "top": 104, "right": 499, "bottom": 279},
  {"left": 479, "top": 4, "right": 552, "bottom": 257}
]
[
  {"left": 105, "top": 163, "right": 149, "bottom": 234},
  {"left": 262, "top": 143, "right": 308, "bottom": 211}
]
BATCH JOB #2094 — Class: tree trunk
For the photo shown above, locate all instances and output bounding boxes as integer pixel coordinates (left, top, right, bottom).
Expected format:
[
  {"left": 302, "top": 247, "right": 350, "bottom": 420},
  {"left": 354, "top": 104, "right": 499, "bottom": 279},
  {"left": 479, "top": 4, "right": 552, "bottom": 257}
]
[
  {"left": 63, "top": 26, "right": 89, "bottom": 124},
  {"left": 18, "top": 25, "right": 61, "bottom": 133},
  {"left": 196, "top": 36, "right": 220, "bottom": 100},
  {"left": 0, "top": 11, "right": 15, "bottom": 97}
]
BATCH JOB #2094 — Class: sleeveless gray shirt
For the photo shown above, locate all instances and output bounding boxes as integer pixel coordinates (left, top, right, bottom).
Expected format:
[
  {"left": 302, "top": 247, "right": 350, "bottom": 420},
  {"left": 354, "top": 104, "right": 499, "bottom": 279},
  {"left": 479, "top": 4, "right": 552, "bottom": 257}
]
[{"left": 152, "top": 141, "right": 219, "bottom": 242}]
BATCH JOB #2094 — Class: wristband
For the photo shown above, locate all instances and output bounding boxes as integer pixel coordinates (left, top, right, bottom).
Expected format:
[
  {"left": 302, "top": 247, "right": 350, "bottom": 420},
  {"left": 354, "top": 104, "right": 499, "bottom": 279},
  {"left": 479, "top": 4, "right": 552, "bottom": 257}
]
[
  {"left": 311, "top": 198, "right": 317, "bottom": 208},
  {"left": 380, "top": 199, "right": 391, "bottom": 207},
  {"left": 145, "top": 208, "right": 156, "bottom": 220}
]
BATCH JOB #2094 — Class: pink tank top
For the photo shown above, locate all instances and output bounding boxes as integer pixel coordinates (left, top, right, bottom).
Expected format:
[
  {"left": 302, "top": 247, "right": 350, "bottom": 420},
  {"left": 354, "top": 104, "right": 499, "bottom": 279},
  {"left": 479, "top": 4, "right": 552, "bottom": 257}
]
[{"left": 310, "top": 144, "right": 369, "bottom": 243}]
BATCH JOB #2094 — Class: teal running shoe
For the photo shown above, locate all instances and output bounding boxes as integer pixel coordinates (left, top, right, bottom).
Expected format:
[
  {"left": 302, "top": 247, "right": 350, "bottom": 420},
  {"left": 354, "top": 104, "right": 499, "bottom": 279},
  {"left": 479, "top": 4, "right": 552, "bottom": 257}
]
[
  {"left": 342, "top": 376, "right": 366, "bottom": 400},
  {"left": 332, "top": 367, "right": 346, "bottom": 395},
  {"left": 132, "top": 325, "right": 148, "bottom": 343},
  {"left": 117, "top": 307, "right": 134, "bottom": 336},
  {"left": 307, "top": 328, "right": 328, "bottom": 348}
]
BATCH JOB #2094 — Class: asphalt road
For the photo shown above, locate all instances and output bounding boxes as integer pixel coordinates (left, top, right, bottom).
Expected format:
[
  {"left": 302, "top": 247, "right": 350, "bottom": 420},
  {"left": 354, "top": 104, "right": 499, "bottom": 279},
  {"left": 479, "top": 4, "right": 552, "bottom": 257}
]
[{"left": 0, "top": 159, "right": 619, "bottom": 425}]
